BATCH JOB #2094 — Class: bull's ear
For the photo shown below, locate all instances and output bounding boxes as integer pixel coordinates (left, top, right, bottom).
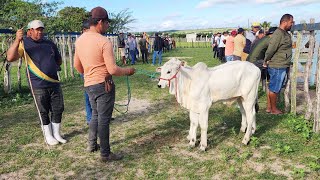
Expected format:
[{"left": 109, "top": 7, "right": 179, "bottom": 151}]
[
  {"left": 181, "top": 61, "right": 187, "bottom": 66},
  {"left": 156, "top": 67, "right": 162, "bottom": 72}
]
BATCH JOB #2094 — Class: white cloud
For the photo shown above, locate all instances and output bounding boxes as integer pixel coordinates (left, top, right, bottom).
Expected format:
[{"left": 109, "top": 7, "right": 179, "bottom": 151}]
[
  {"left": 196, "top": 0, "right": 320, "bottom": 9},
  {"left": 195, "top": 0, "right": 237, "bottom": 9}
]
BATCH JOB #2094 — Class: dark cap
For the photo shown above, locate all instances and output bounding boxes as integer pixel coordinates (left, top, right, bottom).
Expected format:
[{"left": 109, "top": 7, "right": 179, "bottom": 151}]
[
  {"left": 238, "top": 28, "right": 244, "bottom": 33},
  {"left": 155, "top": 32, "right": 159, "bottom": 36},
  {"left": 90, "top": 6, "right": 110, "bottom": 21},
  {"left": 266, "top": 27, "right": 277, "bottom": 35}
]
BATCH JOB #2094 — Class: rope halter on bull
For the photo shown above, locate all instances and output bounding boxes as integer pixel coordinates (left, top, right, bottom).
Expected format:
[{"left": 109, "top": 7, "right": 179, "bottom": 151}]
[{"left": 159, "top": 61, "right": 185, "bottom": 101}]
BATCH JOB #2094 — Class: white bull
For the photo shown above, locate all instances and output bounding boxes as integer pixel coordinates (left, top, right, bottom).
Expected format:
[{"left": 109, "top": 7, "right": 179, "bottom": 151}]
[{"left": 158, "top": 58, "right": 261, "bottom": 151}]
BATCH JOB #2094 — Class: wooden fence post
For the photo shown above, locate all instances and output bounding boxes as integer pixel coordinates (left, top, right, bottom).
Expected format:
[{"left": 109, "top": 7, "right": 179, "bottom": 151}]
[
  {"left": 4, "top": 61, "right": 11, "bottom": 94},
  {"left": 61, "top": 34, "right": 67, "bottom": 79},
  {"left": 284, "top": 64, "right": 292, "bottom": 112},
  {"left": 304, "top": 19, "right": 315, "bottom": 120},
  {"left": 17, "top": 58, "right": 22, "bottom": 91},
  {"left": 313, "top": 42, "right": 320, "bottom": 133},
  {"left": 291, "top": 31, "right": 302, "bottom": 115},
  {"left": 67, "top": 35, "right": 74, "bottom": 78}
]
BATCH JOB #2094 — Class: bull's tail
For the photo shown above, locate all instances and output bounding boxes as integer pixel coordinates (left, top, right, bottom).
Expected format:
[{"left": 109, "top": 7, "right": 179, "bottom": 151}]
[{"left": 255, "top": 97, "right": 259, "bottom": 113}]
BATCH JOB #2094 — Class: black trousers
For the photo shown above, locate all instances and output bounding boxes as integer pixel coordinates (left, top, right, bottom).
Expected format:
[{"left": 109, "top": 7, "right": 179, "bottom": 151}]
[
  {"left": 218, "top": 47, "right": 225, "bottom": 62},
  {"left": 85, "top": 82, "right": 115, "bottom": 157},
  {"left": 141, "top": 49, "right": 148, "bottom": 63},
  {"left": 33, "top": 85, "right": 64, "bottom": 125}
]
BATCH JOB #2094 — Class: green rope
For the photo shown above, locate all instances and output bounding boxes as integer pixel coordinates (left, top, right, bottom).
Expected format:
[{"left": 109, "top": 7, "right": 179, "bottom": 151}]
[
  {"left": 113, "top": 68, "right": 159, "bottom": 114},
  {"left": 114, "top": 76, "right": 131, "bottom": 114},
  {"left": 135, "top": 68, "right": 160, "bottom": 79}
]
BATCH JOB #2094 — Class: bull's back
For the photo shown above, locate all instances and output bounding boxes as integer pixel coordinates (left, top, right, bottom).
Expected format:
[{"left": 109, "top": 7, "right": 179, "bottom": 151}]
[{"left": 208, "top": 61, "right": 260, "bottom": 102}]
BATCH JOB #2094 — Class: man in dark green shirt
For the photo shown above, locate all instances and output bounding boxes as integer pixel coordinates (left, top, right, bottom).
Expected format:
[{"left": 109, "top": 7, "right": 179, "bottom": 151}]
[{"left": 264, "top": 14, "right": 293, "bottom": 115}]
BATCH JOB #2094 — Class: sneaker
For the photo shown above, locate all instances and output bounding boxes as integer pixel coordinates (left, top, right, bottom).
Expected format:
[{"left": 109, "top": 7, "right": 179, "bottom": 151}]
[
  {"left": 100, "top": 152, "right": 123, "bottom": 162},
  {"left": 87, "top": 144, "right": 100, "bottom": 153}
]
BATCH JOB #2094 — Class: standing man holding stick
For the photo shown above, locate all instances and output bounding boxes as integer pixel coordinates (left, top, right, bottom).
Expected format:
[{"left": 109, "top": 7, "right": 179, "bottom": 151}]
[
  {"left": 74, "top": 6, "right": 135, "bottom": 162},
  {"left": 7, "top": 20, "right": 66, "bottom": 145}
]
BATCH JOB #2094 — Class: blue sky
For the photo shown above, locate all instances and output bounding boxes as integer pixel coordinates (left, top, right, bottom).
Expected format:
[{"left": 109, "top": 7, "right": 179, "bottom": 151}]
[{"left": 52, "top": 0, "right": 320, "bottom": 32}]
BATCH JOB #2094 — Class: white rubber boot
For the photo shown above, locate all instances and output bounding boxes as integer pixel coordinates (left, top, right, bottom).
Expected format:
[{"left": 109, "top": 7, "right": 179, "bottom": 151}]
[
  {"left": 52, "top": 123, "right": 67, "bottom": 144},
  {"left": 43, "top": 124, "right": 59, "bottom": 145}
]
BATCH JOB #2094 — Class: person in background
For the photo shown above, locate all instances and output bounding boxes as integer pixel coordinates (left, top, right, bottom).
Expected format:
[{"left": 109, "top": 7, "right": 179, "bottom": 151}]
[
  {"left": 246, "top": 22, "right": 261, "bottom": 43},
  {"left": 225, "top": 30, "right": 237, "bottom": 61},
  {"left": 74, "top": 6, "right": 136, "bottom": 162},
  {"left": 80, "top": 20, "right": 92, "bottom": 124},
  {"left": 127, "top": 33, "right": 137, "bottom": 65},
  {"left": 213, "top": 32, "right": 221, "bottom": 59},
  {"left": 242, "top": 38, "right": 252, "bottom": 61},
  {"left": 233, "top": 28, "right": 246, "bottom": 61},
  {"left": 143, "top": 32, "right": 150, "bottom": 54},
  {"left": 138, "top": 34, "right": 148, "bottom": 64},
  {"left": 7, "top": 20, "right": 66, "bottom": 146},
  {"left": 264, "top": 14, "right": 294, "bottom": 115},
  {"left": 251, "top": 29, "right": 265, "bottom": 51},
  {"left": 118, "top": 31, "right": 126, "bottom": 65},
  {"left": 218, "top": 32, "right": 227, "bottom": 62},
  {"left": 247, "top": 27, "right": 277, "bottom": 93},
  {"left": 152, "top": 32, "right": 163, "bottom": 66}
]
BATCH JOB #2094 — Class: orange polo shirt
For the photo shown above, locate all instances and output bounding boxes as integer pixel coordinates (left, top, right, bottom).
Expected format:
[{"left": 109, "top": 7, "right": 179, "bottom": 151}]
[{"left": 74, "top": 31, "right": 128, "bottom": 87}]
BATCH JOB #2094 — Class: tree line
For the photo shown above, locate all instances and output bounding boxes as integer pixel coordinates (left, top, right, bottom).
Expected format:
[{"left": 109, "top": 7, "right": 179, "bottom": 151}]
[{"left": 0, "top": 0, "right": 136, "bottom": 34}]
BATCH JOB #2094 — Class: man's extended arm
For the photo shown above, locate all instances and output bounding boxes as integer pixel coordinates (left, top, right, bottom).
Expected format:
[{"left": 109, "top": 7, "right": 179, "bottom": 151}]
[{"left": 7, "top": 29, "right": 23, "bottom": 62}]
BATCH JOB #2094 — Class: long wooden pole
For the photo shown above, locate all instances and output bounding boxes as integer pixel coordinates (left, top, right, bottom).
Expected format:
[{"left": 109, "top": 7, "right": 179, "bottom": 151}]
[{"left": 291, "top": 31, "right": 302, "bottom": 115}]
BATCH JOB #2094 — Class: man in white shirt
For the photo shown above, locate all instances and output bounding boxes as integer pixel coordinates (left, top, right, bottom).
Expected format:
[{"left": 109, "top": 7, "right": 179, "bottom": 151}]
[{"left": 218, "top": 32, "right": 228, "bottom": 62}]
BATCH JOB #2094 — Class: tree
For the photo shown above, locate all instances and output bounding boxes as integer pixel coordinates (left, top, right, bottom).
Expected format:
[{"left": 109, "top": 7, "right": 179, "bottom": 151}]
[
  {"left": 0, "top": 0, "right": 60, "bottom": 30},
  {"left": 54, "top": 6, "right": 89, "bottom": 32},
  {"left": 261, "top": 21, "right": 272, "bottom": 31},
  {"left": 108, "top": 8, "right": 136, "bottom": 33}
]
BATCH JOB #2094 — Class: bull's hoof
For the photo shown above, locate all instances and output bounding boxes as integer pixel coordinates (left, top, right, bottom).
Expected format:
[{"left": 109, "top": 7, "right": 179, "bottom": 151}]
[
  {"left": 242, "top": 138, "right": 249, "bottom": 145},
  {"left": 189, "top": 140, "right": 196, "bottom": 147},
  {"left": 240, "top": 127, "right": 246, "bottom": 133},
  {"left": 199, "top": 145, "right": 206, "bottom": 151},
  {"left": 251, "top": 129, "right": 256, "bottom": 134}
]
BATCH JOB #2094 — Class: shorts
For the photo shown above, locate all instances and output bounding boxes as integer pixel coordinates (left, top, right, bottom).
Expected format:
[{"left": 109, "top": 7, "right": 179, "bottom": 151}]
[
  {"left": 268, "top": 67, "right": 287, "bottom": 93},
  {"left": 119, "top": 48, "right": 125, "bottom": 57}
]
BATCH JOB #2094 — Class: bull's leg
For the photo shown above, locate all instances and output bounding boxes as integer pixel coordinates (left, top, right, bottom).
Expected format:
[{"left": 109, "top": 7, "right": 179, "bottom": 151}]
[
  {"left": 199, "top": 111, "right": 209, "bottom": 151},
  {"left": 237, "top": 98, "right": 247, "bottom": 133},
  {"left": 242, "top": 101, "right": 256, "bottom": 145},
  {"left": 188, "top": 111, "right": 199, "bottom": 147}
]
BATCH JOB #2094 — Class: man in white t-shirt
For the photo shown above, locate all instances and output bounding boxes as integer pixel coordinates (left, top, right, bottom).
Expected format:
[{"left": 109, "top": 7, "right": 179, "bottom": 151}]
[
  {"left": 213, "top": 33, "right": 221, "bottom": 58},
  {"left": 218, "top": 32, "right": 228, "bottom": 62}
]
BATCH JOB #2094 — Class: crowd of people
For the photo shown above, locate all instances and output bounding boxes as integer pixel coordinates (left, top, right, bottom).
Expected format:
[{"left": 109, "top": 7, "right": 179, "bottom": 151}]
[
  {"left": 211, "top": 14, "right": 294, "bottom": 115},
  {"left": 117, "top": 32, "right": 176, "bottom": 66},
  {"left": 5, "top": 3, "right": 294, "bottom": 164}
]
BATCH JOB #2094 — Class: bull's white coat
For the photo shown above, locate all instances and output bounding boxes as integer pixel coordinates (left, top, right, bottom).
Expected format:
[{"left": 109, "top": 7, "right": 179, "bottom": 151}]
[{"left": 158, "top": 58, "right": 261, "bottom": 150}]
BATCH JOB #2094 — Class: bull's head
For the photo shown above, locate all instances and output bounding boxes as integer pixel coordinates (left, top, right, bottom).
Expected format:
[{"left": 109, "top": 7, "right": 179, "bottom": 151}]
[{"left": 157, "top": 58, "right": 185, "bottom": 93}]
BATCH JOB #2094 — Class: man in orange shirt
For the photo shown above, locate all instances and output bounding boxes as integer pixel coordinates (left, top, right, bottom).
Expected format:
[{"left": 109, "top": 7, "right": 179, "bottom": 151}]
[
  {"left": 225, "top": 30, "right": 237, "bottom": 61},
  {"left": 74, "top": 6, "right": 135, "bottom": 162}
]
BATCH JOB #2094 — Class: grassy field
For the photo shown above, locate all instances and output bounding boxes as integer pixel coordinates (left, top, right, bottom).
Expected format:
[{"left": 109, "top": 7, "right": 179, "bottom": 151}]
[{"left": 0, "top": 48, "right": 320, "bottom": 179}]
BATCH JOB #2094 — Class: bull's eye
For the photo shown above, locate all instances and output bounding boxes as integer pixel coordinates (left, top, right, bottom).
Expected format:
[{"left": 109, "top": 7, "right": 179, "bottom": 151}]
[{"left": 167, "top": 71, "right": 171, "bottom": 74}]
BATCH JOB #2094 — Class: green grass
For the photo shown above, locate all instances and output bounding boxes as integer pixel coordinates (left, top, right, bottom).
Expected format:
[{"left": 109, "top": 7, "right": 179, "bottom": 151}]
[{"left": 1, "top": 48, "right": 320, "bottom": 179}]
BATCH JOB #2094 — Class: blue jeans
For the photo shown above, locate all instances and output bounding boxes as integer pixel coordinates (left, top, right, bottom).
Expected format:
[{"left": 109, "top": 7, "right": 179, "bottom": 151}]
[
  {"left": 152, "top": 50, "right": 162, "bottom": 65},
  {"left": 85, "top": 82, "right": 115, "bottom": 157},
  {"left": 80, "top": 74, "right": 92, "bottom": 123},
  {"left": 129, "top": 50, "right": 136, "bottom": 64},
  {"left": 84, "top": 91, "right": 92, "bottom": 123},
  {"left": 268, "top": 67, "right": 287, "bottom": 93},
  {"left": 33, "top": 85, "right": 64, "bottom": 125},
  {"left": 225, "top": 55, "right": 233, "bottom": 62}
]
